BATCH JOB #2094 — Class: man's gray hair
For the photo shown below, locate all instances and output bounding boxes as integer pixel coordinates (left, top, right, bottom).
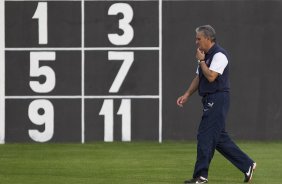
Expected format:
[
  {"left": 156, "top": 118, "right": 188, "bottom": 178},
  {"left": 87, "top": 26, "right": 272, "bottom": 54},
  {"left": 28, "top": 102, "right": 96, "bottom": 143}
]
[{"left": 195, "top": 25, "right": 216, "bottom": 42}]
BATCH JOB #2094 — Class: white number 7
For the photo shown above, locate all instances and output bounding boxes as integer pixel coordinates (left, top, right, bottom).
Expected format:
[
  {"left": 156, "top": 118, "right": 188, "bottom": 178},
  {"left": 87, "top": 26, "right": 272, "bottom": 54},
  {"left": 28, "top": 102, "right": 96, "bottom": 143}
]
[{"left": 108, "top": 51, "right": 134, "bottom": 93}]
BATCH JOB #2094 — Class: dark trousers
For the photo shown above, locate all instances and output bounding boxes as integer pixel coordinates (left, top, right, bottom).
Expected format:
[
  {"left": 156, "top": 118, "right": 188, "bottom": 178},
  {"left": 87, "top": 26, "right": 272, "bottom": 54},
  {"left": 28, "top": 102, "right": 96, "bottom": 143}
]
[{"left": 193, "top": 92, "right": 254, "bottom": 179}]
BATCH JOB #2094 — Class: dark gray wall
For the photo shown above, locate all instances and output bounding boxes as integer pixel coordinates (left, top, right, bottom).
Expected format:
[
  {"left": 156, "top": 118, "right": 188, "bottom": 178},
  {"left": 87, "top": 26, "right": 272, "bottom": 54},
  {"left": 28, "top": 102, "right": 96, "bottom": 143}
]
[
  {"left": 4, "top": 0, "right": 282, "bottom": 142},
  {"left": 163, "top": 0, "right": 282, "bottom": 140}
]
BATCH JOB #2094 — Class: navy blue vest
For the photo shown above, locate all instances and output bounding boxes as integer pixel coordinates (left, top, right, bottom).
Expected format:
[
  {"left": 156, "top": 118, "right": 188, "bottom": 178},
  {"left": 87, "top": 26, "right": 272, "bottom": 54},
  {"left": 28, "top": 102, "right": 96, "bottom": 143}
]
[{"left": 198, "top": 44, "right": 230, "bottom": 96}]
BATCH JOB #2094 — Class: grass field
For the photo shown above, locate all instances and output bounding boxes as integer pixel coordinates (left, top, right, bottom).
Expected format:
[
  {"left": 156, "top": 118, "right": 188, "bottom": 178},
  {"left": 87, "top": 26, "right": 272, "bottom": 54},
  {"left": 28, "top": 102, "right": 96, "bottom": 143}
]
[{"left": 0, "top": 141, "right": 281, "bottom": 184}]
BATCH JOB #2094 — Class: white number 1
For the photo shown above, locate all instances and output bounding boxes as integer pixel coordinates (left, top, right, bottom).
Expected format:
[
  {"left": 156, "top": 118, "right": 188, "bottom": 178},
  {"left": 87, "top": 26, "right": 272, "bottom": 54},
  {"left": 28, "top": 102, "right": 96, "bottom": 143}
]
[
  {"left": 32, "top": 2, "right": 48, "bottom": 45},
  {"left": 118, "top": 99, "right": 131, "bottom": 142}
]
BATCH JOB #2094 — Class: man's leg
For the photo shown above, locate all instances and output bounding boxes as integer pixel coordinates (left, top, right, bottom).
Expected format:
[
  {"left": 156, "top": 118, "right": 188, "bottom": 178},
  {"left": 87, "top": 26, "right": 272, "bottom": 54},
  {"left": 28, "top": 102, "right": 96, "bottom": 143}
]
[
  {"left": 216, "top": 131, "right": 254, "bottom": 173},
  {"left": 193, "top": 133, "right": 214, "bottom": 179},
  {"left": 192, "top": 93, "right": 225, "bottom": 179}
]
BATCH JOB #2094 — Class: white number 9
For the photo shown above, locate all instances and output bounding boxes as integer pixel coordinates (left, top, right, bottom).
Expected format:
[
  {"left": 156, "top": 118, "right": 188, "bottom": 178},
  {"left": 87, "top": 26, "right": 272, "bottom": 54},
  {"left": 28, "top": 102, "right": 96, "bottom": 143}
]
[
  {"left": 28, "top": 99, "right": 54, "bottom": 142},
  {"left": 108, "top": 3, "right": 134, "bottom": 45}
]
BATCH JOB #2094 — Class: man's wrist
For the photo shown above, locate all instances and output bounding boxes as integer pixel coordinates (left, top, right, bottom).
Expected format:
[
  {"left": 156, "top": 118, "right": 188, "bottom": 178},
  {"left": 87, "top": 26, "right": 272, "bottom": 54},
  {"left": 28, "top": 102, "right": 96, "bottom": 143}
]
[
  {"left": 184, "top": 92, "right": 190, "bottom": 97},
  {"left": 197, "top": 60, "right": 205, "bottom": 64}
]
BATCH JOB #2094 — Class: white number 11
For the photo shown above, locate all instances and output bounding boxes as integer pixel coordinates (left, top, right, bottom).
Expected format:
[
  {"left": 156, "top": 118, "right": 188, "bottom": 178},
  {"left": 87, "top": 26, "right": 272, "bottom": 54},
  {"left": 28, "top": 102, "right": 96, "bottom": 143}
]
[{"left": 99, "top": 99, "right": 131, "bottom": 142}]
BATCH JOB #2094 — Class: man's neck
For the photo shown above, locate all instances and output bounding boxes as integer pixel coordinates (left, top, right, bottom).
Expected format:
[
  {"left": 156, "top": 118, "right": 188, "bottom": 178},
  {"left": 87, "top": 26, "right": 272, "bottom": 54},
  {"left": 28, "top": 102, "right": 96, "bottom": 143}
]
[{"left": 205, "top": 42, "right": 215, "bottom": 53}]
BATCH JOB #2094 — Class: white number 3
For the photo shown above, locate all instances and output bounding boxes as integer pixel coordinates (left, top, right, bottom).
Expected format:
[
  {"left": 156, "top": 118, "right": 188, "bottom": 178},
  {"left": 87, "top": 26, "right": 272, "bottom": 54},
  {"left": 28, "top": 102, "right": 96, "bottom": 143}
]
[{"left": 108, "top": 3, "right": 134, "bottom": 45}]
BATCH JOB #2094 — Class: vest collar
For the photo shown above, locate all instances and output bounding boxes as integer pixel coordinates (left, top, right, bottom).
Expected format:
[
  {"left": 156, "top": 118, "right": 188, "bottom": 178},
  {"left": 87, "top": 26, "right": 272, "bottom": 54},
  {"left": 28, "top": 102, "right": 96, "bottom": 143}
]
[{"left": 206, "top": 43, "right": 218, "bottom": 55}]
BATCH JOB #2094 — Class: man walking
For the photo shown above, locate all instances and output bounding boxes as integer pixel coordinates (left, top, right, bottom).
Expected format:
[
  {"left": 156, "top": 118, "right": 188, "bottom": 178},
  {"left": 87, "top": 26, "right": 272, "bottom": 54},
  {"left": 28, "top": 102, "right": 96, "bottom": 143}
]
[{"left": 177, "top": 25, "right": 256, "bottom": 183}]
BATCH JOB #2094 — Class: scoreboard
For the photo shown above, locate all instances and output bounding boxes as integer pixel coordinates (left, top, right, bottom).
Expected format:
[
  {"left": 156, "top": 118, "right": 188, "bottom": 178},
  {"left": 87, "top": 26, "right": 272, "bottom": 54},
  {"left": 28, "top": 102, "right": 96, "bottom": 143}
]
[{"left": 0, "top": 0, "right": 162, "bottom": 143}]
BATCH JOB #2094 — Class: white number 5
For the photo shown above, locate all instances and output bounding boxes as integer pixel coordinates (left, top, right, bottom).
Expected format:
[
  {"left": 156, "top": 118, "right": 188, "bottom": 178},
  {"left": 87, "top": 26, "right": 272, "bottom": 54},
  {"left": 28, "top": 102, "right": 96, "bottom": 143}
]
[{"left": 29, "top": 52, "right": 56, "bottom": 93}]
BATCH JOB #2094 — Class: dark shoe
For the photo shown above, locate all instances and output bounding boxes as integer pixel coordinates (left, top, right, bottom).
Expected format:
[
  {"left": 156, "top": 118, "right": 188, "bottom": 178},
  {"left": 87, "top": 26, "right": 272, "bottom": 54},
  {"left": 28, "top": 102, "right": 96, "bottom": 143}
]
[
  {"left": 184, "top": 176, "right": 208, "bottom": 183},
  {"left": 244, "top": 162, "right": 256, "bottom": 182}
]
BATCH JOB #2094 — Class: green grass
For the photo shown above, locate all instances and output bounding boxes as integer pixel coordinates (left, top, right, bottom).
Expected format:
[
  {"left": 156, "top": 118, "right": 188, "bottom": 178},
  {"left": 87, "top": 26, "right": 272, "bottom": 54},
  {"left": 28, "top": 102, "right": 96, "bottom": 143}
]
[{"left": 0, "top": 141, "right": 281, "bottom": 184}]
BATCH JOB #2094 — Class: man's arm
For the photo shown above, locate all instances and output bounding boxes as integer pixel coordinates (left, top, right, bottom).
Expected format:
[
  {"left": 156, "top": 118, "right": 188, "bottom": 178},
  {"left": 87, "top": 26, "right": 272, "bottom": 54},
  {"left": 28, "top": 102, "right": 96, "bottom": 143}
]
[
  {"left": 184, "top": 75, "right": 199, "bottom": 97},
  {"left": 196, "top": 48, "right": 219, "bottom": 82},
  {"left": 177, "top": 75, "right": 199, "bottom": 107},
  {"left": 199, "top": 61, "right": 219, "bottom": 82}
]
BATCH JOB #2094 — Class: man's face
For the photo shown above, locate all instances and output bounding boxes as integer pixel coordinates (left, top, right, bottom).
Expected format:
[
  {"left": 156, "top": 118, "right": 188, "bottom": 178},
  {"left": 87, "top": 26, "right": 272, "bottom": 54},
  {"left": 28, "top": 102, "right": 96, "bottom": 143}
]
[{"left": 195, "top": 31, "right": 210, "bottom": 52}]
